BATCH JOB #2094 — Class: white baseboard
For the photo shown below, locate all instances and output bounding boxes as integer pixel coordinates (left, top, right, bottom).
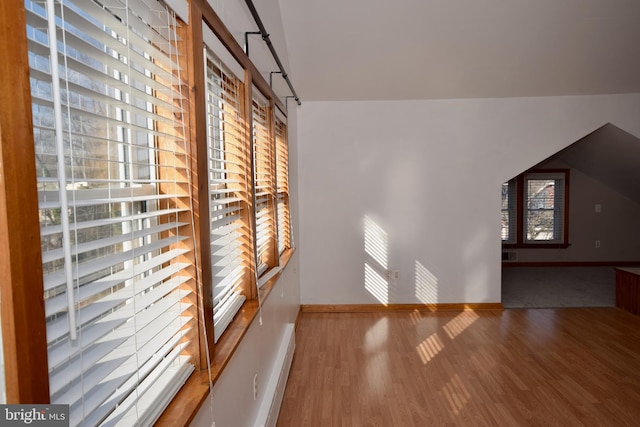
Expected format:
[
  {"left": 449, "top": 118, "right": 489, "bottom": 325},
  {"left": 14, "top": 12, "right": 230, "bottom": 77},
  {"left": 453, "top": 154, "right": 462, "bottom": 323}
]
[{"left": 255, "top": 323, "right": 296, "bottom": 427}]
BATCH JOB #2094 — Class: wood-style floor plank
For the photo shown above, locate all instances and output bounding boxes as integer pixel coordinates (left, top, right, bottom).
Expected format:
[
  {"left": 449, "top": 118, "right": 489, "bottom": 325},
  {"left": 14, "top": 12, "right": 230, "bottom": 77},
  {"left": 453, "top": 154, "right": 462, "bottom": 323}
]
[{"left": 277, "top": 308, "right": 640, "bottom": 426}]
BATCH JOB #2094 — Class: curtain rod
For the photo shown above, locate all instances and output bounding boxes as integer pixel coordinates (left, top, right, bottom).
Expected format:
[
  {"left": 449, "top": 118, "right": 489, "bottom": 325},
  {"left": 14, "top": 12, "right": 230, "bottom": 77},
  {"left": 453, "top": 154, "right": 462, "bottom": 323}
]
[{"left": 244, "top": 0, "right": 302, "bottom": 106}]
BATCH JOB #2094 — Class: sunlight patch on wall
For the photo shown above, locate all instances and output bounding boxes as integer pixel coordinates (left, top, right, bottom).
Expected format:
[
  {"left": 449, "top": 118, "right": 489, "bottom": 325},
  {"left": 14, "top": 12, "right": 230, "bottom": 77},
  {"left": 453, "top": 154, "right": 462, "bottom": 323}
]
[
  {"left": 416, "top": 332, "right": 444, "bottom": 364},
  {"left": 443, "top": 311, "right": 479, "bottom": 340},
  {"left": 441, "top": 374, "right": 471, "bottom": 415},
  {"left": 364, "top": 216, "right": 388, "bottom": 269},
  {"left": 364, "top": 262, "right": 389, "bottom": 304},
  {"left": 415, "top": 260, "right": 438, "bottom": 304},
  {"left": 364, "top": 216, "right": 389, "bottom": 304}
]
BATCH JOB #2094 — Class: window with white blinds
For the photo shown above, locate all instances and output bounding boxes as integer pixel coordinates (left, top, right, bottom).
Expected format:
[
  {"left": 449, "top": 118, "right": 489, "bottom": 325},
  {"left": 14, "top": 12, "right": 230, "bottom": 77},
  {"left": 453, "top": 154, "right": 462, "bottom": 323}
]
[
  {"left": 204, "top": 47, "right": 251, "bottom": 343},
  {"left": 252, "top": 91, "right": 277, "bottom": 278},
  {"left": 501, "top": 180, "right": 516, "bottom": 243},
  {"left": 524, "top": 172, "right": 567, "bottom": 243},
  {"left": 501, "top": 170, "right": 569, "bottom": 247},
  {"left": 275, "top": 116, "right": 291, "bottom": 254},
  {"left": 26, "top": 0, "right": 194, "bottom": 425}
]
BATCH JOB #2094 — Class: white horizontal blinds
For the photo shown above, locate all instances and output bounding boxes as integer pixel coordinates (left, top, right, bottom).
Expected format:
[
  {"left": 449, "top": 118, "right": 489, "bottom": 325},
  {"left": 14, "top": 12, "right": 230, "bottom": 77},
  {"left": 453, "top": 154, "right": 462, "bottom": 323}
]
[
  {"left": 26, "top": 0, "right": 194, "bottom": 425},
  {"left": 275, "top": 117, "right": 291, "bottom": 254},
  {"left": 501, "top": 180, "right": 516, "bottom": 243},
  {"left": 524, "top": 172, "right": 565, "bottom": 243},
  {"left": 252, "top": 91, "right": 277, "bottom": 278},
  {"left": 205, "top": 47, "right": 251, "bottom": 343}
]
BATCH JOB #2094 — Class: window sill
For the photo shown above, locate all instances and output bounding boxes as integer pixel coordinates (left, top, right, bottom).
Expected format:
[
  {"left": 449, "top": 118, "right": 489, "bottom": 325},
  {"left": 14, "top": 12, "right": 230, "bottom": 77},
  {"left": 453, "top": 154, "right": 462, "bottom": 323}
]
[
  {"left": 155, "top": 247, "right": 296, "bottom": 426},
  {"left": 503, "top": 243, "right": 570, "bottom": 249}
]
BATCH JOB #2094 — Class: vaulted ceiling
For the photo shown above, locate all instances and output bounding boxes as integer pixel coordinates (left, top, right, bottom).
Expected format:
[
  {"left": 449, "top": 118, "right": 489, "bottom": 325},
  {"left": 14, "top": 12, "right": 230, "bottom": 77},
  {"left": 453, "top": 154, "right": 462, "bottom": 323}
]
[
  {"left": 278, "top": 0, "right": 640, "bottom": 101},
  {"left": 545, "top": 124, "right": 640, "bottom": 204}
]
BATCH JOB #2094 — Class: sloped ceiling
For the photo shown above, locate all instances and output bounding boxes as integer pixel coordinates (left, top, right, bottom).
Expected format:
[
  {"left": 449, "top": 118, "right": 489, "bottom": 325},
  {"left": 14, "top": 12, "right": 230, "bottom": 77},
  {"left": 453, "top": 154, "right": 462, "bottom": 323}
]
[
  {"left": 548, "top": 124, "right": 640, "bottom": 204},
  {"left": 278, "top": 0, "right": 640, "bottom": 101}
]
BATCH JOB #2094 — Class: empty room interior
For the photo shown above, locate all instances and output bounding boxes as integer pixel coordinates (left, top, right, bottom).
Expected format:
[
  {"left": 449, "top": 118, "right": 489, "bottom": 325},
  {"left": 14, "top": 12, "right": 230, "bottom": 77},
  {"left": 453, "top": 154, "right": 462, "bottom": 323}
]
[{"left": 1, "top": 0, "right": 640, "bottom": 426}]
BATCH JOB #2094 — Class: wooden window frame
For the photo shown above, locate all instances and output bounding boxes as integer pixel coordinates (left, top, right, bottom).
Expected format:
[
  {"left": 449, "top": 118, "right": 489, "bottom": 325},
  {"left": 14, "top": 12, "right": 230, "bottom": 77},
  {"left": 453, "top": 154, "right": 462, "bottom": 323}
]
[{"left": 502, "top": 169, "right": 570, "bottom": 249}]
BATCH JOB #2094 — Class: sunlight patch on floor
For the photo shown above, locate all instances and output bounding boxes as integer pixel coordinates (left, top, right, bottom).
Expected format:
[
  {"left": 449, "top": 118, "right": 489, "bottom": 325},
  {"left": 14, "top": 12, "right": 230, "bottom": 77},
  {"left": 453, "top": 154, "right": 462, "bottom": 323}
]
[
  {"left": 443, "top": 311, "right": 479, "bottom": 340},
  {"left": 441, "top": 374, "right": 471, "bottom": 415},
  {"left": 416, "top": 332, "right": 444, "bottom": 364}
]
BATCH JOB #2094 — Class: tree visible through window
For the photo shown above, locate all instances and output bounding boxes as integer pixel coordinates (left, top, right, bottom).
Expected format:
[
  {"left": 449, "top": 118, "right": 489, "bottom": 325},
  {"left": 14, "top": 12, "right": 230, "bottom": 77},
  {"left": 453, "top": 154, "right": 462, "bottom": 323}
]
[{"left": 502, "top": 170, "right": 569, "bottom": 247}]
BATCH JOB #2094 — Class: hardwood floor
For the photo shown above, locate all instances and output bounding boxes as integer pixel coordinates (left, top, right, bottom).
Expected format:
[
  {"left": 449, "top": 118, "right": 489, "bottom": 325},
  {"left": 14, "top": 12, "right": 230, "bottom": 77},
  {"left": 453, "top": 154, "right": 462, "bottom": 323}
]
[{"left": 277, "top": 308, "right": 640, "bottom": 426}]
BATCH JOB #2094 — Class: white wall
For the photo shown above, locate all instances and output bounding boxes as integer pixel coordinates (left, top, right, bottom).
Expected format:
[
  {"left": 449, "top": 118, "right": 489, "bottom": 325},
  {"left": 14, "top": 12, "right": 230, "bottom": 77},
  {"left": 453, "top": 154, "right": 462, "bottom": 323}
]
[
  {"left": 190, "top": 253, "right": 300, "bottom": 427},
  {"left": 191, "top": 1, "right": 301, "bottom": 426},
  {"left": 296, "top": 94, "right": 640, "bottom": 305}
]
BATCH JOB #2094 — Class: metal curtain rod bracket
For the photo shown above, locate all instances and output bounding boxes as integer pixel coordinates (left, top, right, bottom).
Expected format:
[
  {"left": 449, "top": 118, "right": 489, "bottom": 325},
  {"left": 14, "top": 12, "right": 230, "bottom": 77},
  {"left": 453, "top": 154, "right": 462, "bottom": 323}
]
[
  {"left": 269, "top": 71, "right": 282, "bottom": 88},
  {"left": 244, "top": 0, "right": 301, "bottom": 105},
  {"left": 244, "top": 31, "right": 261, "bottom": 56},
  {"left": 285, "top": 96, "right": 297, "bottom": 112}
]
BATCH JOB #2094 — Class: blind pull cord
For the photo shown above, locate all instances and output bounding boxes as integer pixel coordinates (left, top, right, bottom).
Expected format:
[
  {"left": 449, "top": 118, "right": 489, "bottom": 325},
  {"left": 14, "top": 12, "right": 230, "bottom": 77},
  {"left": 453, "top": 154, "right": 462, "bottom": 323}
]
[{"left": 47, "top": 0, "right": 77, "bottom": 341}]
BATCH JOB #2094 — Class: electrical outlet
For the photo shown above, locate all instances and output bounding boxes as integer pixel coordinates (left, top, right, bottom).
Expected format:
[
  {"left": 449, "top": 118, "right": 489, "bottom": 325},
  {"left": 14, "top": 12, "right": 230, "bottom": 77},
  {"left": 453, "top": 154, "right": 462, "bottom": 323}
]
[
  {"left": 386, "top": 270, "right": 400, "bottom": 280},
  {"left": 595, "top": 240, "right": 601, "bottom": 248},
  {"left": 595, "top": 203, "right": 602, "bottom": 213},
  {"left": 253, "top": 373, "right": 258, "bottom": 400}
]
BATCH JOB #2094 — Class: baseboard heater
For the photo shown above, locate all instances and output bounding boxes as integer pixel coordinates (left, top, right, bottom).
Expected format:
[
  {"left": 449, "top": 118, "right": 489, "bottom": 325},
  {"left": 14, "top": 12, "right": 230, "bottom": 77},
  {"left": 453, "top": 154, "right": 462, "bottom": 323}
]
[{"left": 255, "top": 323, "right": 296, "bottom": 427}]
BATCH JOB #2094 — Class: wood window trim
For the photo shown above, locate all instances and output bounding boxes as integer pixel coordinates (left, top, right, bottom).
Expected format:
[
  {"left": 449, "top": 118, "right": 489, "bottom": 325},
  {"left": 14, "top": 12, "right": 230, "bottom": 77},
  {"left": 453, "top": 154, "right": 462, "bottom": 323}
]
[
  {"left": 181, "top": 3, "right": 215, "bottom": 369},
  {"left": 502, "top": 169, "right": 570, "bottom": 249},
  {"left": 502, "top": 242, "right": 571, "bottom": 249},
  {"left": 0, "top": 0, "right": 50, "bottom": 403}
]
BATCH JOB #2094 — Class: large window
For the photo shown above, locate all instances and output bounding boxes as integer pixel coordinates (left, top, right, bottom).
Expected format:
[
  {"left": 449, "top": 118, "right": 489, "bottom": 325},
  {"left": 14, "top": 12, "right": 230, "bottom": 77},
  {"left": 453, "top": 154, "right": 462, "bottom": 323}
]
[
  {"left": 2, "top": 0, "right": 294, "bottom": 424},
  {"left": 275, "top": 112, "right": 292, "bottom": 254},
  {"left": 205, "top": 46, "right": 251, "bottom": 343},
  {"left": 252, "top": 90, "right": 278, "bottom": 279},
  {"left": 502, "top": 170, "right": 569, "bottom": 247},
  {"left": 27, "top": 0, "right": 194, "bottom": 424}
]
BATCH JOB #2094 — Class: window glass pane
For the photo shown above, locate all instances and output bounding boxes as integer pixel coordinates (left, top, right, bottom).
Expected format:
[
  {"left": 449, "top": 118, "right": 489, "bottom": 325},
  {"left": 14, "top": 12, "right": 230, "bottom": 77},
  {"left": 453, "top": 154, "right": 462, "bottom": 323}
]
[{"left": 525, "top": 177, "right": 564, "bottom": 242}]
